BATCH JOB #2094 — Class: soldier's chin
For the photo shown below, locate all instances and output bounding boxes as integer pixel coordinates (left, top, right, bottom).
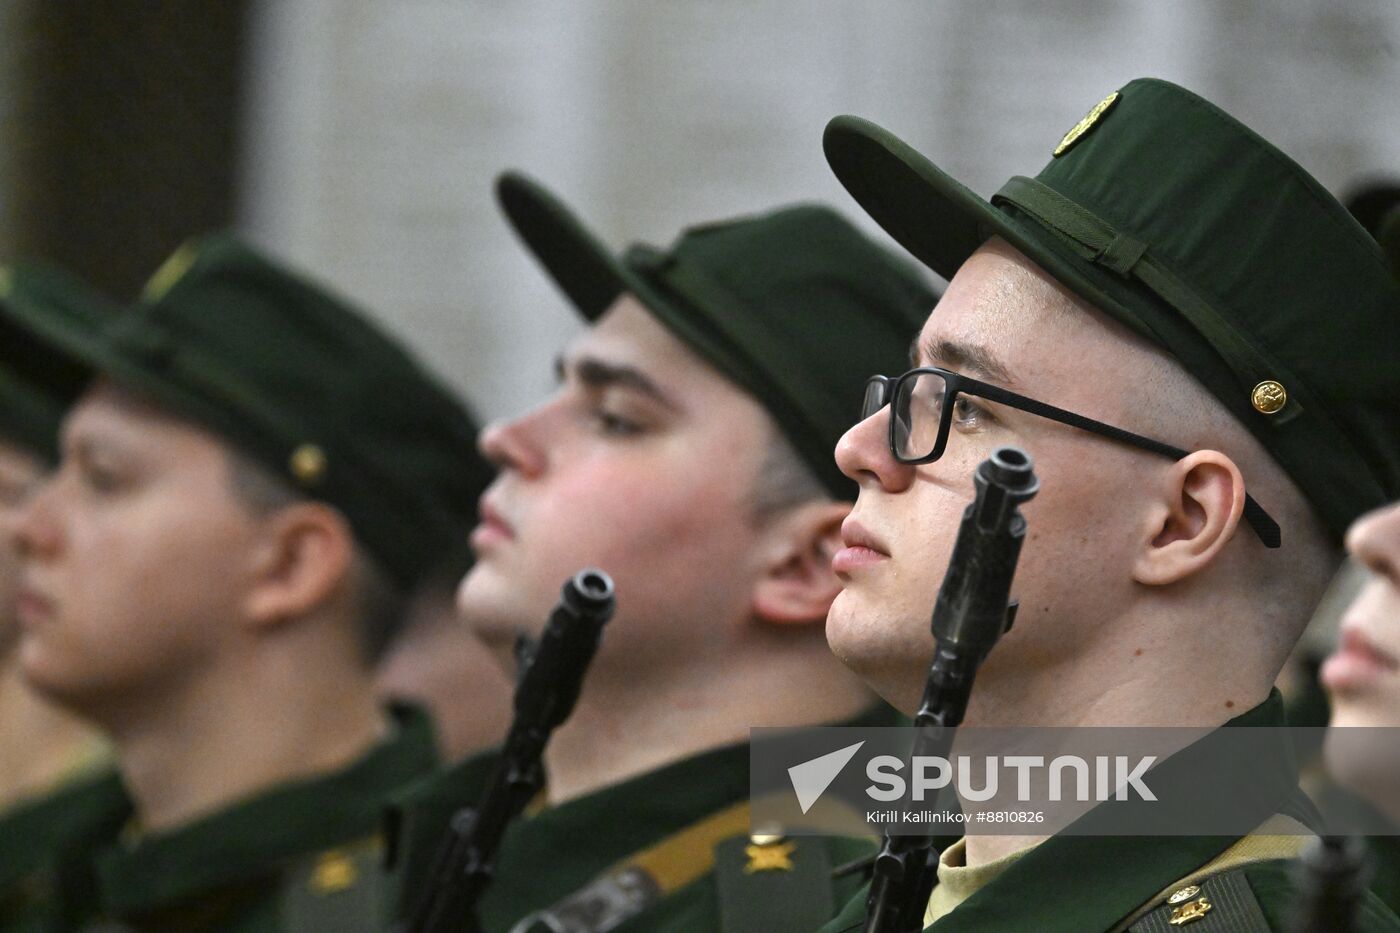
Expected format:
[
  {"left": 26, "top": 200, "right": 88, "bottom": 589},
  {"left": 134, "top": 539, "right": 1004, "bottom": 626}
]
[
  {"left": 17, "top": 647, "right": 114, "bottom": 718},
  {"left": 825, "top": 596, "right": 917, "bottom": 715},
  {"left": 1324, "top": 723, "right": 1400, "bottom": 824},
  {"left": 456, "top": 566, "right": 550, "bottom": 653}
]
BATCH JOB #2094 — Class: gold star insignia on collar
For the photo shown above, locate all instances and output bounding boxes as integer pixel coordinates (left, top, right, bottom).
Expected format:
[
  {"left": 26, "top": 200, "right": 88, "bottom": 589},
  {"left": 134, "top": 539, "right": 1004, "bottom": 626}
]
[
  {"left": 1169, "top": 895, "right": 1213, "bottom": 925},
  {"left": 743, "top": 838, "right": 797, "bottom": 873},
  {"left": 310, "top": 849, "right": 358, "bottom": 894}
]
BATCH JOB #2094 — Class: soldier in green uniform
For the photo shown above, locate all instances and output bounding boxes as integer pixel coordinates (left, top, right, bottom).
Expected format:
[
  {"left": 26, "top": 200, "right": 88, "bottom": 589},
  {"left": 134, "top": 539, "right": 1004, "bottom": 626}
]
[
  {"left": 386, "top": 173, "right": 937, "bottom": 933},
  {"left": 0, "top": 235, "right": 491, "bottom": 931},
  {"left": 0, "top": 265, "right": 129, "bottom": 933},
  {"left": 816, "top": 78, "right": 1400, "bottom": 930}
]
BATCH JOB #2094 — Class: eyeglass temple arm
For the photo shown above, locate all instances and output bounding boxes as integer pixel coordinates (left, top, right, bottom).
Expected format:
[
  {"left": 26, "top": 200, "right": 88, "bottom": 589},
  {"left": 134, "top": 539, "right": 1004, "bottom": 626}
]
[{"left": 967, "top": 383, "right": 1281, "bottom": 549}]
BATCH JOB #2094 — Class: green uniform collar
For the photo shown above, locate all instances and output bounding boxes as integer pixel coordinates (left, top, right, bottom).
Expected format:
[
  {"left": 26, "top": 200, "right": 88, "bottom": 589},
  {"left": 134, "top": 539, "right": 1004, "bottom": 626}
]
[
  {"left": 928, "top": 695, "right": 1299, "bottom": 931},
  {"left": 476, "top": 730, "right": 754, "bottom": 930},
  {"left": 475, "top": 703, "right": 898, "bottom": 931},
  {"left": 93, "top": 703, "right": 436, "bottom": 918},
  {"left": 0, "top": 770, "right": 127, "bottom": 891},
  {"left": 824, "top": 693, "right": 1304, "bottom": 932},
  {"left": 386, "top": 705, "right": 898, "bottom": 929},
  {"left": 0, "top": 769, "right": 130, "bottom": 928},
  {"left": 382, "top": 747, "right": 502, "bottom": 918}
]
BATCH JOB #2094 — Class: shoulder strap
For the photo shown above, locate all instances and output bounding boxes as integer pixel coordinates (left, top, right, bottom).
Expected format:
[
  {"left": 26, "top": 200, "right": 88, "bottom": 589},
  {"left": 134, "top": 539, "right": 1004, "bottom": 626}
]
[
  {"left": 713, "top": 832, "right": 837, "bottom": 933},
  {"left": 1111, "top": 814, "right": 1312, "bottom": 932},
  {"left": 509, "top": 801, "right": 752, "bottom": 933},
  {"left": 279, "top": 835, "right": 390, "bottom": 933},
  {"left": 1128, "top": 869, "right": 1272, "bottom": 933}
]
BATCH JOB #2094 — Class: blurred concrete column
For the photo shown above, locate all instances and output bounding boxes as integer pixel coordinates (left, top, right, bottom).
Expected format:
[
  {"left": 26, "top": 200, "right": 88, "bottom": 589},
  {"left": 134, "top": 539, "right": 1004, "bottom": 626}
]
[
  {"left": 0, "top": 0, "right": 250, "bottom": 298},
  {"left": 239, "top": 0, "right": 623, "bottom": 419}
]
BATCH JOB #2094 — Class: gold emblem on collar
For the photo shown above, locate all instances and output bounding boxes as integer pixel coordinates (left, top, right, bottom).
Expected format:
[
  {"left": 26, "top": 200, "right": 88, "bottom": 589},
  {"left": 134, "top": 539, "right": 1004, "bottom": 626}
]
[
  {"left": 1167, "top": 884, "right": 1201, "bottom": 904},
  {"left": 1054, "top": 91, "right": 1121, "bottom": 157},
  {"left": 744, "top": 837, "right": 797, "bottom": 873},
  {"left": 1251, "top": 380, "right": 1287, "bottom": 414},
  {"left": 310, "top": 849, "right": 357, "bottom": 894},
  {"left": 1168, "top": 895, "right": 1213, "bottom": 925}
]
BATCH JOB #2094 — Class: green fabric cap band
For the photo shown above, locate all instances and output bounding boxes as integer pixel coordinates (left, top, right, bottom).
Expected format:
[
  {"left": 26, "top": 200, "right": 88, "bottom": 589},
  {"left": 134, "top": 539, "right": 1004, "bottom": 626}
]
[
  {"left": 825, "top": 77, "right": 1400, "bottom": 540},
  {"left": 496, "top": 171, "right": 939, "bottom": 500},
  {"left": 991, "top": 175, "right": 1306, "bottom": 426},
  {"left": 0, "top": 235, "right": 493, "bottom": 589}
]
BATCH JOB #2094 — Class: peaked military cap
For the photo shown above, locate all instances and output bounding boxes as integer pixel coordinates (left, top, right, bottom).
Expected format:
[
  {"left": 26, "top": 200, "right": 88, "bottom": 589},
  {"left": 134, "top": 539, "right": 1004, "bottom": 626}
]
[
  {"left": 495, "top": 171, "right": 938, "bottom": 499},
  {"left": 0, "top": 235, "right": 491, "bottom": 589},
  {"left": 824, "top": 77, "right": 1400, "bottom": 540},
  {"left": 0, "top": 264, "right": 117, "bottom": 463}
]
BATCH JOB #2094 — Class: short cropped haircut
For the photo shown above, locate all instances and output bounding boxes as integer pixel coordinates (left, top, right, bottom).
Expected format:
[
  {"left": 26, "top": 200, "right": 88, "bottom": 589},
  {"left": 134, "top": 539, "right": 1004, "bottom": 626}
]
[
  {"left": 224, "top": 449, "right": 405, "bottom": 663},
  {"left": 751, "top": 422, "right": 832, "bottom": 522}
]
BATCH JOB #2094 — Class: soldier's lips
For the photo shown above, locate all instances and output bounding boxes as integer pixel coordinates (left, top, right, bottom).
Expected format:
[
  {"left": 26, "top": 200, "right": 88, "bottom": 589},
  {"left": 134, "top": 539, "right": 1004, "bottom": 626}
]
[
  {"left": 832, "top": 545, "right": 889, "bottom": 575},
  {"left": 471, "top": 499, "right": 516, "bottom": 552},
  {"left": 834, "top": 518, "right": 890, "bottom": 575},
  {"left": 1322, "top": 629, "right": 1400, "bottom": 694},
  {"left": 470, "top": 518, "right": 514, "bottom": 552}
]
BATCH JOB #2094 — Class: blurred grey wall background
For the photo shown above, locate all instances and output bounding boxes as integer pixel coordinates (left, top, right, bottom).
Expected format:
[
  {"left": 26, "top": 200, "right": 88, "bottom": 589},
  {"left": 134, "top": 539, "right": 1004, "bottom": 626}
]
[{"left": 4, "top": 1, "right": 1398, "bottom": 422}]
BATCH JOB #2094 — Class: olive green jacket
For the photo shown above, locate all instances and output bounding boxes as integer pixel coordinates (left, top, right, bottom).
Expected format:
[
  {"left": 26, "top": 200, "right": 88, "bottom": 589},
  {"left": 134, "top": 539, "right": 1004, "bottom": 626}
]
[
  {"left": 0, "top": 770, "right": 131, "bottom": 933},
  {"left": 819, "top": 694, "right": 1400, "bottom": 933},
  {"left": 387, "top": 706, "right": 898, "bottom": 932},
  {"left": 50, "top": 704, "right": 437, "bottom": 933}
]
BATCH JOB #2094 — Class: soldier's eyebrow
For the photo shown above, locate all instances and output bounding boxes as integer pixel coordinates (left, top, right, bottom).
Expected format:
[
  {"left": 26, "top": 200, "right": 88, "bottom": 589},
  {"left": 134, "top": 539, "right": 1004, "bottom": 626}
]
[
  {"left": 914, "top": 337, "right": 1018, "bottom": 389},
  {"left": 555, "top": 353, "right": 681, "bottom": 412}
]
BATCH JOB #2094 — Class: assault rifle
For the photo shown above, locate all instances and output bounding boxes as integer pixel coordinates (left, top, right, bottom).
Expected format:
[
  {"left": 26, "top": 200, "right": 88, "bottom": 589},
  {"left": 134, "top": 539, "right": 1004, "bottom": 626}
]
[
  {"left": 863, "top": 447, "right": 1039, "bottom": 933},
  {"left": 405, "top": 568, "right": 616, "bottom": 933}
]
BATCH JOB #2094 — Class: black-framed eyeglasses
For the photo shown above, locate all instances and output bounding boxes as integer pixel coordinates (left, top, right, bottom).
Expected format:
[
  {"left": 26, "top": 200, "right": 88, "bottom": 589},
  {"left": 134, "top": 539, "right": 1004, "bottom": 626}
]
[{"left": 861, "top": 367, "right": 1281, "bottom": 549}]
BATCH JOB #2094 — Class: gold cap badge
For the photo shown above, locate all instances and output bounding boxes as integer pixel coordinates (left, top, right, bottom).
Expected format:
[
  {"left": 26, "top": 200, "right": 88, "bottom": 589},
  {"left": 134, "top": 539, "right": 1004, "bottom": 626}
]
[
  {"left": 289, "top": 444, "right": 327, "bottom": 486},
  {"left": 1251, "top": 380, "right": 1287, "bottom": 415},
  {"left": 1054, "top": 91, "right": 1121, "bottom": 157},
  {"left": 142, "top": 241, "right": 200, "bottom": 303}
]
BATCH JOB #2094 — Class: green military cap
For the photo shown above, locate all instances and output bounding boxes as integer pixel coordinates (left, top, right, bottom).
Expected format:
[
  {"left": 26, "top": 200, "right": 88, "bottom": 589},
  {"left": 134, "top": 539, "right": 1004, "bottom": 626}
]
[
  {"left": 0, "top": 234, "right": 491, "bottom": 590},
  {"left": 0, "top": 264, "right": 117, "bottom": 464},
  {"left": 495, "top": 172, "right": 939, "bottom": 499},
  {"left": 824, "top": 77, "right": 1400, "bottom": 541}
]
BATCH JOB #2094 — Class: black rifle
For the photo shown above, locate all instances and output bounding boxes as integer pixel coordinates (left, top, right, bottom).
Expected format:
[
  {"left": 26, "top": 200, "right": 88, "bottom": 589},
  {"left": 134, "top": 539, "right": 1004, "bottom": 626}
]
[
  {"left": 405, "top": 568, "right": 616, "bottom": 933},
  {"left": 1289, "top": 834, "right": 1371, "bottom": 933},
  {"left": 862, "top": 447, "right": 1039, "bottom": 933}
]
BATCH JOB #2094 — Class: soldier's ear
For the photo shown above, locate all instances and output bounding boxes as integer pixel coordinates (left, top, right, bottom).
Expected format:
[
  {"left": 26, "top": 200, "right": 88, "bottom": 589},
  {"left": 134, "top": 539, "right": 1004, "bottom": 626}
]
[
  {"left": 1131, "top": 450, "right": 1246, "bottom": 586},
  {"left": 242, "top": 501, "right": 355, "bottom": 630},
  {"left": 751, "top": 500, "right": 849, "bottom": 626}
]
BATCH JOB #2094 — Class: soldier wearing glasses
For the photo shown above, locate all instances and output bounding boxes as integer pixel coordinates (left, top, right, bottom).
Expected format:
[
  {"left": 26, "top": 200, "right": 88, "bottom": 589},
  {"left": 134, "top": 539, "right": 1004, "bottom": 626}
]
[{"left": 818, "top": 78, "right": 1400, "bottom": 931}]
